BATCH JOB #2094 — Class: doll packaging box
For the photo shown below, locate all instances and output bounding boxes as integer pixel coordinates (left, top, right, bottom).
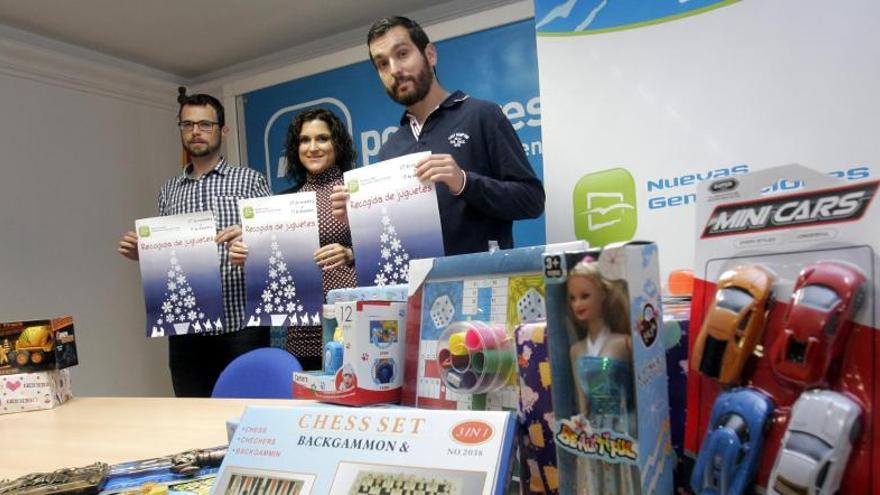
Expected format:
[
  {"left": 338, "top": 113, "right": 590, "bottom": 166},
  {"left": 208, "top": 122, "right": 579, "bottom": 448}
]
[
  {"left": 0, "top": 316, "right": 78, "bottom": 376},
  {"left": 544, "top": 242, "right": 674, "bottom": 495},
  {"left": 686, "top": 164, "right": 879, "bottom": 494},
  {"left": 293, "top": 300, "right": 407, "bottom": 406}
]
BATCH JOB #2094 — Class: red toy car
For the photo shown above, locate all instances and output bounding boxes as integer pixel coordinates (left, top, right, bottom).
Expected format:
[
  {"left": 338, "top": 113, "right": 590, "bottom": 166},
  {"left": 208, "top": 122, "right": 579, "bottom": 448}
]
[{"left": 769, "top": 261, "right": 866, "bottom": 387}]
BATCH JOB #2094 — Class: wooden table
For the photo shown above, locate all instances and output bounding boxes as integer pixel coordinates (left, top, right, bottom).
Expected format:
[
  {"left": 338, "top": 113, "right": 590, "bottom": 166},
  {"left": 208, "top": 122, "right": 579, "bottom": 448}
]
[{"left": 0, "top": 396, "right": 310, "bottom": 480}]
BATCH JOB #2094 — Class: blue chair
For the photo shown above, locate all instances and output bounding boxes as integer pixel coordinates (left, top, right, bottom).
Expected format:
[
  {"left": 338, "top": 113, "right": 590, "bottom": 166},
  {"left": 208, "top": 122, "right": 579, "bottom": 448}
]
[{"left": 211, "top": 348, "right": 302, "bottom": 399}]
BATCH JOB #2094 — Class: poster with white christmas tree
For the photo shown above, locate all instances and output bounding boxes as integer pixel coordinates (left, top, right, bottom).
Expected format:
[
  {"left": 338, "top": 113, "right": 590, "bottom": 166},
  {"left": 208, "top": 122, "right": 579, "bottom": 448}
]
[
  {"left": 239, "top": 192, "right": 324, "bottom": 327},
  {"left": 135, "top": 212, "right": 224, "bottom": 338},
  {"left": 344, "top": 151, "right": 444, "bottom": 287}
]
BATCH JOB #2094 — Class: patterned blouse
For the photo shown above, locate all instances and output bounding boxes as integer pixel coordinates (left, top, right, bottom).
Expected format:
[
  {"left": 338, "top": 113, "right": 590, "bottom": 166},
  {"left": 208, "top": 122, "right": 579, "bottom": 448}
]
[
  {"left": 286, "top": 165, "right": 356, "bottom": 361},
  {"left": 296, "top": 165, "right": 357, "bottom": 297}
]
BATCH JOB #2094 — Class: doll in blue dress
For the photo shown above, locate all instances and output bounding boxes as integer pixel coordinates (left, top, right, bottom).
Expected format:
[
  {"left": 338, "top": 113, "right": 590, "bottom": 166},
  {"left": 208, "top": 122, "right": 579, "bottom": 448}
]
[{"left": 566, "top": 256, "right": 640, "bottom": 495}]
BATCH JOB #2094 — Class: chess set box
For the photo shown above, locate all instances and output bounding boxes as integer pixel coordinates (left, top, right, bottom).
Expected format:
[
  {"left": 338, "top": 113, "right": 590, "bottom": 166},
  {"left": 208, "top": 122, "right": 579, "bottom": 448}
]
[{"left": 212, "top": 405, "right": 517, "bottom": 495}]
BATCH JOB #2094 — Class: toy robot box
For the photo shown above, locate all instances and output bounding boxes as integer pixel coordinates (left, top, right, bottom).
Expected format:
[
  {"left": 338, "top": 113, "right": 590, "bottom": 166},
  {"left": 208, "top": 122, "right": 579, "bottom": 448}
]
[
  {"left": 0, "top": 316, "right": 77, "bottom": 376},
  {"left": 293, "top": 301, "right": 407, "bottom": 406},
  {"left": 686, "top": 164, "right": 879, "bottom": 495},
  {"left": 544, "top": 242, "right": 674, "bottom": 495}
]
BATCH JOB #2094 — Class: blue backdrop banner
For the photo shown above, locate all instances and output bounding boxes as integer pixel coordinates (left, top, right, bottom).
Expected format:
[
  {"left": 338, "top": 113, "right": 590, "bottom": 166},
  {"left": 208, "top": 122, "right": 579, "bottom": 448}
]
[{"left": 242, "top": 19, "right": 545, "bottom": 248}]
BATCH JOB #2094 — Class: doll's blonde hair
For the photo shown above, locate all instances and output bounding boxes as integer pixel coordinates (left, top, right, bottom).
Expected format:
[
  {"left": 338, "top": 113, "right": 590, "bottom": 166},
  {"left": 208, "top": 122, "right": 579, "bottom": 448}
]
[{"left": 568, "top": 256, "right": 631, "bottom": 339}]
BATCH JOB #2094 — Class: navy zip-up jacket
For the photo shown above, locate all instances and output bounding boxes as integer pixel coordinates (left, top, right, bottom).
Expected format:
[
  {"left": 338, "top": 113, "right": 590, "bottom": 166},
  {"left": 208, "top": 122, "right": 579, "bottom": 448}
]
[{"left": 378, "top": 91, "right": 545, "bottom": 255}]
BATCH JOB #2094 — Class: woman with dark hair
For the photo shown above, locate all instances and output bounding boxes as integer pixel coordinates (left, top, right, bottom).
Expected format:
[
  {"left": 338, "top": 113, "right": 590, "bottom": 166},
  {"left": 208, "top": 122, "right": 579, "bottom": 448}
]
[{"left": 231, "top": 108, "right": 357, "bottom": 369}]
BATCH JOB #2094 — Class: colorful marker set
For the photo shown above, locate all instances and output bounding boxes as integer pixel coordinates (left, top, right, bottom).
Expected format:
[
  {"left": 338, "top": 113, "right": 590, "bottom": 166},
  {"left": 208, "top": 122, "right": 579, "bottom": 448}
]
[{"left": 436, "top": 321, "right": 515, "bottom": 394}]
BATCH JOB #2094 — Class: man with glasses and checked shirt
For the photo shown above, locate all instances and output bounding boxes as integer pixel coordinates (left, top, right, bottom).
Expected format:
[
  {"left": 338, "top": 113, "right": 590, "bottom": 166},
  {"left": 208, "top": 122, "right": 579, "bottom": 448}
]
[{"left": 118, "top": 93, "right": 271, "bottom": 397}]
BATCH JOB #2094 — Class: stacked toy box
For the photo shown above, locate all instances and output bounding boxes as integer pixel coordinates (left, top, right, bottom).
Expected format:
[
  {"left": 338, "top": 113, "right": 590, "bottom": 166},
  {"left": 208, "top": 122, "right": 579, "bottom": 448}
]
[{"left": 0, "top": 316, "right": 77, "bottom": 414}]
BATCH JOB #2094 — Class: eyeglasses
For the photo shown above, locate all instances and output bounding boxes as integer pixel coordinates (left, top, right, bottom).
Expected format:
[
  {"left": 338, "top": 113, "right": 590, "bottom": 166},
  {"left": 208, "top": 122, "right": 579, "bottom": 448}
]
[{"left": 178, "top": 120, "right": 219, "bottom": 132}]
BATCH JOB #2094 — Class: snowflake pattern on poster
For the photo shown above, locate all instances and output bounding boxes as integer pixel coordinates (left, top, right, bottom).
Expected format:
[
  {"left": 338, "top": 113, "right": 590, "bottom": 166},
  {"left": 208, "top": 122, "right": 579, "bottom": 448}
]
[
  {"left": 249, "top": 236, "right": 319, "bottom": 327},
  {"left": 152, "top": 251, "right": 217, "bottom": 337},
  {"left": 373, "top": 207, "right": 411, "bottom": 286}
]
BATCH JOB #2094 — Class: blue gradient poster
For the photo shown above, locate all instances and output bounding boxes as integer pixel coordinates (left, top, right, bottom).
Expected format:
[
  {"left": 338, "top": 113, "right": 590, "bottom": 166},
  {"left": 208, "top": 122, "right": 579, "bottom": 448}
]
[
  {"left": 345, "top": 152, "right": 443, "bottom": 287},
  {"left": 242, "top": 19, "right": 545, "bottom": 248},
  {"left": 135, "top": 212, "right": 224, "bottom": 338},
  {"left": 240, "top": 193, "right": 324, "bottom": 327}
]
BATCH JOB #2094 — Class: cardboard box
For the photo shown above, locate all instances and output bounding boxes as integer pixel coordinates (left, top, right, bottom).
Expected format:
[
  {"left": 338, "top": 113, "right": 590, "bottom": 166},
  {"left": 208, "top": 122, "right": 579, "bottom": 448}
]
[
  {"left": 662, "top": 298, "right": 691, "bottom": 493},
  {"left": 293, "top": 301, "right": 407, "bottom": 406},
  {"left": 515, "top": 322, "right": 559, "bottom": 494},
  {"left": 214, "top": 405, "right": 518, "bottom": 495},
  {"left": 0, "top": 316, "right": 77, "bottom": 375},
  {"left": 326, "top": 284, "right": 409, "bottom": 305},
  {"left": 403, "top": 242, "right": 585, "bottom": 410},
  {"left": 544, "top": 242, "right": 674, "bottom": 495},
  {"left": 0, "top": 369, "right": 72, "bottom": 414}
]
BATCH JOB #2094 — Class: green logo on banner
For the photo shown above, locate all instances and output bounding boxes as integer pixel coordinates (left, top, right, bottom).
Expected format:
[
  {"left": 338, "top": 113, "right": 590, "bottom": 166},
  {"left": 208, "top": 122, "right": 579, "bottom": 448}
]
[
  {"left": 572, "top": 168, "right": 637, "bottom": 246},
  {"left": 138, "top": 226, "right": 151, "bottom": 238},
  {"left": 347, "top": 180, "right": 359, "bottom": 193},
  {"left": 242, "top": 206, "right": 255, "bottom": 219}
]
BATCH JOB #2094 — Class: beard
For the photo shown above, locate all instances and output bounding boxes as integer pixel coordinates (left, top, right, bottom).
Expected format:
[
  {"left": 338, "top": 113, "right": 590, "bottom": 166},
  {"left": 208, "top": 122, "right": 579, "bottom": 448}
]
[
  {"left": 386, "top": 60, "right": 433, "bottom": 106},
  {"left": 184, "top": 137, "right": 221, "bottom": 158}
]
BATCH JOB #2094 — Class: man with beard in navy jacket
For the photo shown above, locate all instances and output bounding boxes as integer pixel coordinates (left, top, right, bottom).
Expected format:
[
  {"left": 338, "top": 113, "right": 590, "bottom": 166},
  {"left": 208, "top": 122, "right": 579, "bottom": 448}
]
[{"left": 332, "top": 16, "right": 545, "bottom": 255}]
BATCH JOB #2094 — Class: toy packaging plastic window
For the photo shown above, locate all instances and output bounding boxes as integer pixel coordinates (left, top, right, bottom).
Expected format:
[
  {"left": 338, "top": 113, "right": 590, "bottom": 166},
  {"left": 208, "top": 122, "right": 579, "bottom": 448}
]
[
  {"left": 403, "top": 244, "right": 585, "bottom": 411},
  {"left": 293, "top": 300, "right": 407, "bottom": 406},
  {"left": 544, "top": 242, "right": 673, "bottom": 495},
  {"left": 686, "top": 164, "right": 879, "bottom": 495}
]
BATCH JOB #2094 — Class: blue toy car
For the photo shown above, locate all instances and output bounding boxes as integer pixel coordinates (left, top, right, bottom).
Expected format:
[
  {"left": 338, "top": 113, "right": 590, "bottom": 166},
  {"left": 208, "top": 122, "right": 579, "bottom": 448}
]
[{"left": 691, "top": 388, "right": 774, "bottom": 495}]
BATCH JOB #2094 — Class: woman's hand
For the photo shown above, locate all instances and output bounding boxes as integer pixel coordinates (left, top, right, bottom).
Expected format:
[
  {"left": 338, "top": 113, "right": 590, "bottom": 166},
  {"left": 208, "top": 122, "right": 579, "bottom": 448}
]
[
  {"left": 330, "top": 185, "right": 350, "bottom": 224},
  {"left": 314, "top": 243, "right": 352, "bottom": 271},
  {"left": 228, "top": 239, "right": 249, "bottom": 266}
]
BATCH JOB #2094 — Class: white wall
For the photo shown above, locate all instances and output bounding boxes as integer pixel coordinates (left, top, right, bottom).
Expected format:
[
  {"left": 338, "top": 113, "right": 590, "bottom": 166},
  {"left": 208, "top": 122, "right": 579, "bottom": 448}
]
[{"left": 0, "top": 37, "right": 183, "bottom": 396}]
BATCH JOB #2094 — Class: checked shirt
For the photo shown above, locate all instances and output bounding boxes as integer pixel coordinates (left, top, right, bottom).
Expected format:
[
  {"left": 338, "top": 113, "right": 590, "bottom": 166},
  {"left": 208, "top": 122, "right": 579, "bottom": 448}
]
[{"left": 157, "top": 158, "right": 271, "bottom": 333}]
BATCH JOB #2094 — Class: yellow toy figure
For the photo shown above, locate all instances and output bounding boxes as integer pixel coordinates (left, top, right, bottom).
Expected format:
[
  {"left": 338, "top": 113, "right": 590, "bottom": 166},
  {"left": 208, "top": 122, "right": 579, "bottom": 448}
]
[{"left": 0, "top": 338, "right": 11, "bottom": 366}]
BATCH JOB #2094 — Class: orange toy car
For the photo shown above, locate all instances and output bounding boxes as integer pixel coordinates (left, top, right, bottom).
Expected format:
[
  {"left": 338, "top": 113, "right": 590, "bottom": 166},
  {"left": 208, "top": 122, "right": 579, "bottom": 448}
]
[{"left": 692, "top": 264, "right": 774, "bottom": 384}]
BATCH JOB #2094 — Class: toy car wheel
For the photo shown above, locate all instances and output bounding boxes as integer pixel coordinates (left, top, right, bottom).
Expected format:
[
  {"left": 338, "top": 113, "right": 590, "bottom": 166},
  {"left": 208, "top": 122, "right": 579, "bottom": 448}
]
[
  {"left": 14, "top": 350, "right": 30, "bottom": 367},
  {"left": 850, "top": 416, "right": 862, "bottom": 444},
  {"left": 854, "top": 285, "right": 866, "bottom": 313},
  {"left": 30, "top": 350, "right": 45, "bottom": 364}
]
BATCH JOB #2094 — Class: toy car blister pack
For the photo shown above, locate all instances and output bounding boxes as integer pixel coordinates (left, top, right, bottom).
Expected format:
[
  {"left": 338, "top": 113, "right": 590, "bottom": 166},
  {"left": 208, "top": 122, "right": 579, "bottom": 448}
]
[{"left": 686, "top": 164, "right": 879, "bottom": 494}]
